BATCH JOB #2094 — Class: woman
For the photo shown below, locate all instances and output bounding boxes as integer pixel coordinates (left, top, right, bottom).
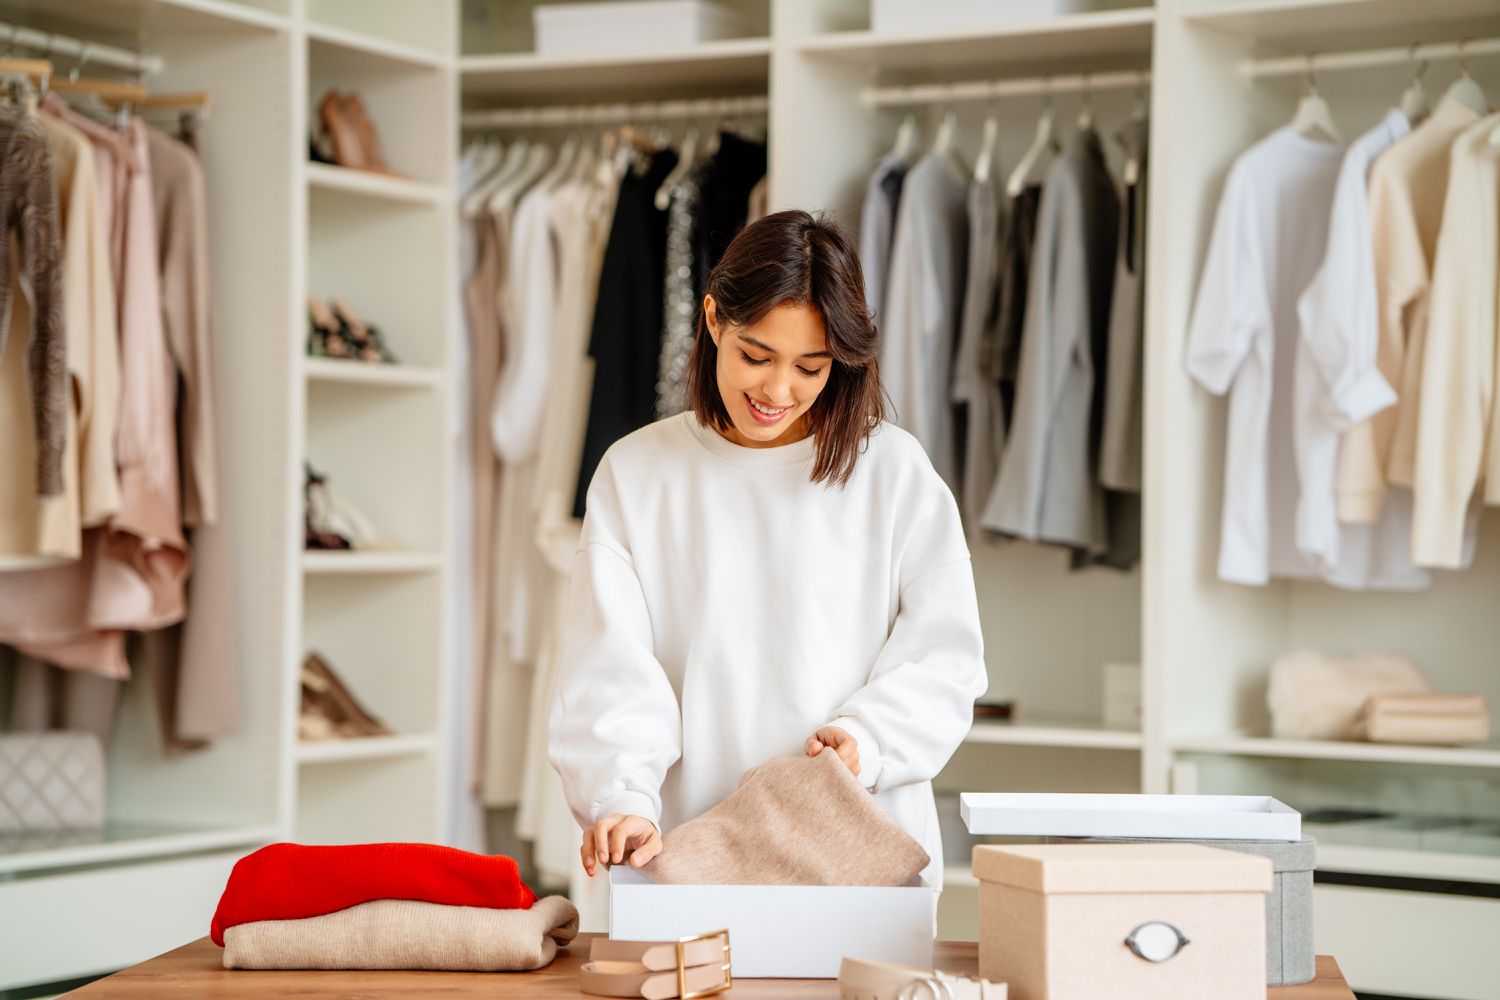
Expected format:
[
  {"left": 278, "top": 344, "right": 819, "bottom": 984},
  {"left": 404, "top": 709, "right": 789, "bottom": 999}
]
[{"left": 548, "top": 210, "right": 987, "bottom": 893}]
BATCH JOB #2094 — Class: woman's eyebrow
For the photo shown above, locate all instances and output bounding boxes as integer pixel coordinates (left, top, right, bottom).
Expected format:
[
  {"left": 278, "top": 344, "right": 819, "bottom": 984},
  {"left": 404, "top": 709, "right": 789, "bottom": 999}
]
[{"left": 736, "top": 333, "right": 833, "bottom": 360}]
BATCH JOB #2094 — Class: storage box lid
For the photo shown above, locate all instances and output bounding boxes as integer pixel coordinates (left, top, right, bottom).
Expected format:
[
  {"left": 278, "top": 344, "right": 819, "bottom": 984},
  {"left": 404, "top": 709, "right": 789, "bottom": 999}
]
[
  {"left": 972, "top": 843, "right": 1274, "bottom": 895},
  {"left": 1052, "top": 835, "right": 1317, "bottom": 873}
]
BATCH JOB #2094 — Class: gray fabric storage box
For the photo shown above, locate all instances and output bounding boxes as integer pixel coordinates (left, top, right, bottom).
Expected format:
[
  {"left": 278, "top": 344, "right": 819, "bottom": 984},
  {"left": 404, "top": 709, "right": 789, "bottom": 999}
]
[{"left": 1049, "top": 835, "right": 1316, "bottom": 986}]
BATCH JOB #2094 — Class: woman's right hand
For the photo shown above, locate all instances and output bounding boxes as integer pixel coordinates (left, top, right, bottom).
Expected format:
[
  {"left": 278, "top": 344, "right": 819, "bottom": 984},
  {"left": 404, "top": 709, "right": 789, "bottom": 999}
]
[{"left": 581, "top": 813, "right": 662, "bottom": 876}]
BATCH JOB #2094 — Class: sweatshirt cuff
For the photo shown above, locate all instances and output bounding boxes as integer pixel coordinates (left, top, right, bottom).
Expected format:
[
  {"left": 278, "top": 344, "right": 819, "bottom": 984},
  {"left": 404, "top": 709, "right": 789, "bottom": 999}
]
[
  {"left": 829, "top": 716, "right": 882, "bottom": 790},
  {"left": 1337, "top": 488, "right": 1383, "bottom": 525},
  {"left": 1326, "top": 369, "right": 1398, "bottom": 431},
  {"left": 595, "top": 790, "right": 660, "bottom": 834},
  {"left": 1411, "top": 490, "right": 1471, "bottom": 570}
]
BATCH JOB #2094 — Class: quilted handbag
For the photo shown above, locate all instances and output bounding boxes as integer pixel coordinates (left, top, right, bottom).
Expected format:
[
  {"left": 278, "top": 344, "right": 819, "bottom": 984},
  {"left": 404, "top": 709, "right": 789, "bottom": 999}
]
[{"left": 0, "top": 732, "right": 106, "bottom": 832}]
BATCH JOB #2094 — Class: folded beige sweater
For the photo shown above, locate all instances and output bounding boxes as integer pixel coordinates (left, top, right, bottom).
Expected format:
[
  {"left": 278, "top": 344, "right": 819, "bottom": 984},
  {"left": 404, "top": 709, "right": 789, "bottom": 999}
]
[
  {"left": 222, "top": 894, "right": 578, "bottom": 971},
  {"left": 641, "top": 749, "right": 930, "bottom": 886}
]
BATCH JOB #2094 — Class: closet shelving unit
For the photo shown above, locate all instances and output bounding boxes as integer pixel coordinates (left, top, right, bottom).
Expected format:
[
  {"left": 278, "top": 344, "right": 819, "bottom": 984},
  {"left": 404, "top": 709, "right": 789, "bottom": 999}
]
[
  {"left": 769, "top": 0, "right": 1500, "bottom": 994},
  {"left": 0, "top": 1, "right": 459, "bottom": 994},
  {"left": 296, "top": 0, "right": 457, "bottom": 854}
]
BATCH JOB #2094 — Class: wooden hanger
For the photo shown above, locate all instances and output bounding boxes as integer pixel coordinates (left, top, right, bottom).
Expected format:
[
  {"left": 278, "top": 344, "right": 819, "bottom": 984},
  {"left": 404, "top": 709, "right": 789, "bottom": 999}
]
[
  {"left": 0, "top": 56, "right": 52, "bottom": 79},
  {"left": 48, "top": 76, "right": 148, "bottom": 103},
  {"left": 138, "top": 91, "right": 212, "bottom": 111}
]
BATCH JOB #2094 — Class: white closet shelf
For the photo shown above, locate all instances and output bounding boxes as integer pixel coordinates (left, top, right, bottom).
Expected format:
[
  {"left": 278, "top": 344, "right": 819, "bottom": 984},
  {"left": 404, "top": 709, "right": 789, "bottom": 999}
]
[
  {"left": 297, "top": 733, "right": 436, "bottom": 765},
  {"left": 796, "top": 8, "right": 1154, "bottom": 74},
  {"left": 306, "top": 163, "right": 445, "bottom": 206},
  {"left": 5, "top": 0, "right": 289, "bottom": 35},
  {"left": 306, "top": 21, "right": 449, "bottom": 70},
  {"left": 458, "top": 38, "right": 771, "bottom": 102},
  {"left": 304, "top": 356, "right": 443, "bottom": 389},
  {"left": 1171, "top": 735, "right": 1500, "bottom": 769},
  {"left": 0, "top": 821, "right": 276, "bottom": 876},
  {"left": 1316, "top": 844, "right": 1500, "bottom": 884},
  {"left": 302, "top": 551, "right": 444, "bottom": 574},
  {"left": 967, "top": 716, "right": 1143, "bottom": 751},
  {"left": 1181, "top": 0, "right": 1500, "bottom": 47}
]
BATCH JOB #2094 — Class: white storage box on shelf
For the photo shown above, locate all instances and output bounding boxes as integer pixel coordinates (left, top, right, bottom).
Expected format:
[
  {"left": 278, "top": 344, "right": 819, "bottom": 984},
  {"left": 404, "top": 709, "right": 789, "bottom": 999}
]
[
  {"left": 974, "top": 843, "right": 1272, "bottom": 1000},
  {"left": 533, "top": 1, "right": 747, "bottom": 56},
  {"left": 870, "top": 0, "right": 1091, "bottom": 33},
  {"left": 961, "top": 793, "right": 1302, "bottom": 841},
  {"left": 607, "top": 866, "right": 934, "bottom": 977}
]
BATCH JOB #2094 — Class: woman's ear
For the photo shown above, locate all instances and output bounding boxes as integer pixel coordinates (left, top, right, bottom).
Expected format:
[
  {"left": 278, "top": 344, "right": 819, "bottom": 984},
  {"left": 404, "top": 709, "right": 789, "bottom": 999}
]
[{"left": 704, "top": 294, "right": 719, "bottom": 346}]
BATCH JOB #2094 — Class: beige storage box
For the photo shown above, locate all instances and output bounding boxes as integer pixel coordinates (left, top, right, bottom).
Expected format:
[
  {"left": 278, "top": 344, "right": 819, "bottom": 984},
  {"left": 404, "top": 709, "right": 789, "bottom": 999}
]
[{"left": 973, "top": 843, "right": 1272, "bottom": 1000}]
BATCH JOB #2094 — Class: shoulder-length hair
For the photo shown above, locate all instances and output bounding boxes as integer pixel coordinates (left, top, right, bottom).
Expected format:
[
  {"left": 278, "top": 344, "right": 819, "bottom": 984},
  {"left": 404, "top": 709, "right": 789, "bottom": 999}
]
[{"left": 687, "top": 209, "right": 885, "bottom": 488}]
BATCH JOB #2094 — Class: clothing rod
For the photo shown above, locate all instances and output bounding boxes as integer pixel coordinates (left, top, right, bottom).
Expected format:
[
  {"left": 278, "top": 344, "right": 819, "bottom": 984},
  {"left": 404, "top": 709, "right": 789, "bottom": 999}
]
[
  {"left": 0, "top": 19, "right": 162, "bottom": 76},
  {"left": 461, "top": 95, "right": 769, "bottom": 129},
  {"left": 1242, "top": 36, "right": 1500, "bottom": 79},
  {"left": 863, "top": 70, "right": 1150, "bottom": 108}
]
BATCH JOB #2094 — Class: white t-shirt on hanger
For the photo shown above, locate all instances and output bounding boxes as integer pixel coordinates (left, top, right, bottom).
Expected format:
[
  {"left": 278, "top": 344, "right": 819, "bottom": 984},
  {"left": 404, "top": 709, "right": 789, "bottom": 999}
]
[{"left": 1186, "top": 127, "right": 1344, "bottom": 585}]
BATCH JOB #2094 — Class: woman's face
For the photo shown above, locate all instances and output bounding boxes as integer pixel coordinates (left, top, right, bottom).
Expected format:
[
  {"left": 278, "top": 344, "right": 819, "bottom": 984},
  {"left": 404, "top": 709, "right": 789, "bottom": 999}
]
[{"left": 705, "top": 295, "right": 833, "bottom": 448}]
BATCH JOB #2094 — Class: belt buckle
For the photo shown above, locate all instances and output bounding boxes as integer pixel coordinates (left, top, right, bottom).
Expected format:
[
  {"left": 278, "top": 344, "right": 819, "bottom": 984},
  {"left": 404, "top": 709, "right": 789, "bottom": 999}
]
[{"left": 675, "top": 928, "right": 731, "bottom": 1000}]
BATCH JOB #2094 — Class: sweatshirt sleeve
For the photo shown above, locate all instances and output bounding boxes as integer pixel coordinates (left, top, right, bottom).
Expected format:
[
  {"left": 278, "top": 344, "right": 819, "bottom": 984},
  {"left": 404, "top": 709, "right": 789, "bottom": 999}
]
[
  {"left": 547, "top": 456, "right": 682, "bottom": 832},
  {"left": 829, "top": 469, "right": 988, "bottom": 792}
]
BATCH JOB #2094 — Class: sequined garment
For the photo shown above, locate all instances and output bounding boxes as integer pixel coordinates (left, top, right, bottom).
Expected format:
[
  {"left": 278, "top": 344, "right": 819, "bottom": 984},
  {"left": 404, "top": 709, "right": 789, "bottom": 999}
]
[{"left": 655, "top": 170, "right": 701, "bottom": 420}]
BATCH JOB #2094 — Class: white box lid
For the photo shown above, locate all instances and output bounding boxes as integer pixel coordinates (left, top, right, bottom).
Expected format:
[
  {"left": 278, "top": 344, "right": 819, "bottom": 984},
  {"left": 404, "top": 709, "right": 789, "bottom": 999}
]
[{"left": 960, "top": 793, "right": 1302, "bottom": 841}]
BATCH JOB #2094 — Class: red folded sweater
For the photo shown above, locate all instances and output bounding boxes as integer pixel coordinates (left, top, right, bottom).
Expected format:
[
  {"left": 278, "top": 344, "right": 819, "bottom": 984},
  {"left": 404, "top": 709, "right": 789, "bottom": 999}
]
[{"left": 211, "top": 843, "right": 537, "bottom": 946}]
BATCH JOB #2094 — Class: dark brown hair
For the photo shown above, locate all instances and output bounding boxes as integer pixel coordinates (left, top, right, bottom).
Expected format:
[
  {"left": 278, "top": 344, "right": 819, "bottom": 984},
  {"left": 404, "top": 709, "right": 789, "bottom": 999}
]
[{"left": 687, "top": 209, "right": 885, "bottom": 488}]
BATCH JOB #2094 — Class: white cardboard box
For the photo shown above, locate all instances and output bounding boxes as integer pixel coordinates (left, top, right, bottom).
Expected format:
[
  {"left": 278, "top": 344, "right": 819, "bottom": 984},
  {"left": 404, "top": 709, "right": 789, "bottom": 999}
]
[
  {"left": 608, "top": 866, "right": 935, "bottom": 978},
  {"left": 534, "top": 1, "right": 747, "bottom": 57},
  {"left": 960, "top": 793, "right": 1302, "bottom": 842},
  {"left": 871, "top": 0, "right": 1090, "bottom": 34}
]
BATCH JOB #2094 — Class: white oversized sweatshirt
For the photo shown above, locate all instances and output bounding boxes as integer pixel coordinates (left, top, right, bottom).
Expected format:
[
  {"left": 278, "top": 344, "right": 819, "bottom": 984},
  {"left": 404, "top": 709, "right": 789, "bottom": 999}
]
[{"left": 548, "top": 411, "right": 988, "bottom": 891}]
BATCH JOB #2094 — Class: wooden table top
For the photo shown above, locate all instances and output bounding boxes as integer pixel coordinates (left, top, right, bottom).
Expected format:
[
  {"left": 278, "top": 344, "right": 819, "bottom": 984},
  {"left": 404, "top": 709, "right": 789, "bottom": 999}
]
[{"left": 68, "top": 933, "right": 1355, "bottom": 999}]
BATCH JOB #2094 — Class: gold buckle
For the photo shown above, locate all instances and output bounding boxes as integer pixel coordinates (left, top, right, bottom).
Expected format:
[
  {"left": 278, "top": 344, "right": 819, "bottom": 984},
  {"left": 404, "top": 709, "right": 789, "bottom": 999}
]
[{"left": 674, "top": 928, "right": 731, "bottom": 1000}]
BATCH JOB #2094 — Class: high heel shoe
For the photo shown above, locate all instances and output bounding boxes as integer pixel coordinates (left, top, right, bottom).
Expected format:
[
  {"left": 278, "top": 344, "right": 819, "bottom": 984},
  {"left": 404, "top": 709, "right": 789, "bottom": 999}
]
[
  {"left": 330, "top": 298, "right": 399, "bottom": 364},
  {"left": 300, "top": 651, "right": 393, "bottom": 741},
  {"left": 307, "top": 296, "right": 356, "bottom": 359},
  {"left": 340, "top": 91, "right": 401, "bottom": 177},
  {"left": 317, "top": 89, "right": 366, "bottom": 170}
]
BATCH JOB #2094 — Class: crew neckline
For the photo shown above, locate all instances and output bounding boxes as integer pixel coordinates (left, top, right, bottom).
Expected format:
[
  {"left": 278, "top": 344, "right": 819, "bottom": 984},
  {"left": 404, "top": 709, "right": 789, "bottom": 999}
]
[
  {"left": 680, "top": 411, "right": 817, "bottom": 467},
  {"left": 1272, "top": 125, "right": 1345, "bottom": 158}
]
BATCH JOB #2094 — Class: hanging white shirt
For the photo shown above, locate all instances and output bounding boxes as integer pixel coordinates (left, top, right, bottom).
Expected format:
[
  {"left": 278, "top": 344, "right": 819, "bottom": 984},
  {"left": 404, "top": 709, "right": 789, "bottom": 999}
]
[
  {"left": 1293, "top": 108, "right": 1430, "bottom": 590},
  {"left": 549, "top": 412, "right": 988, "bottom": 892},
  {"left": 1186, "top": 127, "right": 1344, "bottom": 585}
]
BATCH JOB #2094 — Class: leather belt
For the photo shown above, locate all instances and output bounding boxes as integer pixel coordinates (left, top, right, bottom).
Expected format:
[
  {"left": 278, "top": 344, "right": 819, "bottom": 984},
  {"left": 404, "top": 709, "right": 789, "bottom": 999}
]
[
  {"left": 579, "top": 930, "right": 732, "bottom": 1000},
  {"left": 839, "top": 956, "right": 1007, "bottom": 1000}
]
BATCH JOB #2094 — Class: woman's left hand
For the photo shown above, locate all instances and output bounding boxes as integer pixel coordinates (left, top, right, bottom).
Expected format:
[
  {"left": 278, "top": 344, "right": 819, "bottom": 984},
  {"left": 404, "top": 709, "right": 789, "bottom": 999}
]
[{"left": 805, "top": 726, "right": 859, "bottom": 776}]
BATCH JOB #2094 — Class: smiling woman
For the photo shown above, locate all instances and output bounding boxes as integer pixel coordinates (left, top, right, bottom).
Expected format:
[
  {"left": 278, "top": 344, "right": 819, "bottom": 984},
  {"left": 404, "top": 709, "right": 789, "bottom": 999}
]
[
  {"left": 689, "top": 210, "right": 887, "bottom": 483},
  {"left": 548, "top": 208, "right": 988, "bottom": 901}
]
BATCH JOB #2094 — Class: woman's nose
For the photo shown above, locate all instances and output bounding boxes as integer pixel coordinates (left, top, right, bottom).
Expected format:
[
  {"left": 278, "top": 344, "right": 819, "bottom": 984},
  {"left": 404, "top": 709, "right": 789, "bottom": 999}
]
[{"left": 763, "top": 369, "right": 793, "bottom": 405}]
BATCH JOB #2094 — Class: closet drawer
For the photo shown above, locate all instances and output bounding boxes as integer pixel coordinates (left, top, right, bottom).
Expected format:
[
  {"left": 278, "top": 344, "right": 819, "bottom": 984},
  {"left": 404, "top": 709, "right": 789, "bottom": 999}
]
[
  {"left": 0, "top": 850, "right": 239, "bottom": 991},
  {"left": 1314, "top": 883, "right": 1500, "bottom": 999}
]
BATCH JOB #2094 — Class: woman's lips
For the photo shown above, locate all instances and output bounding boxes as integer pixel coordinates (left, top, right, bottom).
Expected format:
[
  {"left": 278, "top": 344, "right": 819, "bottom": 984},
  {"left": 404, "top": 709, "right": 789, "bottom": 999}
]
[{"left": 745, "top": 392, "right": 790, "bottom": 425}]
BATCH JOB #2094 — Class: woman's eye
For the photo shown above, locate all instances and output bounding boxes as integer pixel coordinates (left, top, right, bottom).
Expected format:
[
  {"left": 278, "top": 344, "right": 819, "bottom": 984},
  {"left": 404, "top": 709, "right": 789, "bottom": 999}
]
[
  {"left": 739, "top": 350, "right": 770, "bottom": 366},
  {"left": 798, "top": 366, "right": 824, "bottom": 379}
]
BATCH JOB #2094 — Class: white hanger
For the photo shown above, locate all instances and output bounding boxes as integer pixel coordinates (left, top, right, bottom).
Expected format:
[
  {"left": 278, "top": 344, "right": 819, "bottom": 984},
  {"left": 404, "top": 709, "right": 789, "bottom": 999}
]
[
  {"left": 535, "top": 131, "right": 580, "bottom": 194},
  {"left": 932, "top": 97, "right": 968, "bottom": 178},
  {"left": 1443, "top": 39, "right": 1489, "bottom": 117},
  {"left": 891, "top": 112, "right": 920, "bottom": 164},
  {"left": 462, "top": 136, "right": 528, "bottom": 218},
  {"left": 487, "top": 140, "right": 553, "bottom": 215},
  {"left": 1290, "top": 54, "right": 1342, "bottom": 143},
  {"left": 1076, "top": 73, "right": 1095, "bottom": 132},
  {"left": 1006, "top": 82, "right": 1058, "bottom": 198},
  {"left": 974, "top": 82, "right": 1002, "bottom": 185},
  {"left": 654, "top": 125, "right": 700, "bottom": 210},
  {"left": 1399, "top": 44, "right": 1430, "bottom": 125}
]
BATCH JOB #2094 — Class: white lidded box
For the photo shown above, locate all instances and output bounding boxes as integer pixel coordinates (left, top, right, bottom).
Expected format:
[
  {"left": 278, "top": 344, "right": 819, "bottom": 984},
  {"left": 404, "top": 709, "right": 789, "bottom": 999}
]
[
  {"left": 871, "top": 0, "right": 1091, "bottom": 34},
  {"left": 974, "top": 844, "right": 1272, "bottom": 1000},
  {"left": 534, "top": 1, "right": 747, "bottom": 57},
  {"left": 961, "top": 792, "right": 1302, "bottom": 841},
  {"left": 608, "top": 865, "right": 934, "bottom": 977}
]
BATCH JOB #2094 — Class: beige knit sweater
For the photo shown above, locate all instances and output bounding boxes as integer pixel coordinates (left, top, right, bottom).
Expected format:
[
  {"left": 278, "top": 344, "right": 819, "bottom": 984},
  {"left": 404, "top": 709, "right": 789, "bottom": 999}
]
[
  {"left": 222, "top": 894, "right": 578, "bottom": 971},
  {"left": 641, "top": 749, "right": 931, "bottom": 886}
]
